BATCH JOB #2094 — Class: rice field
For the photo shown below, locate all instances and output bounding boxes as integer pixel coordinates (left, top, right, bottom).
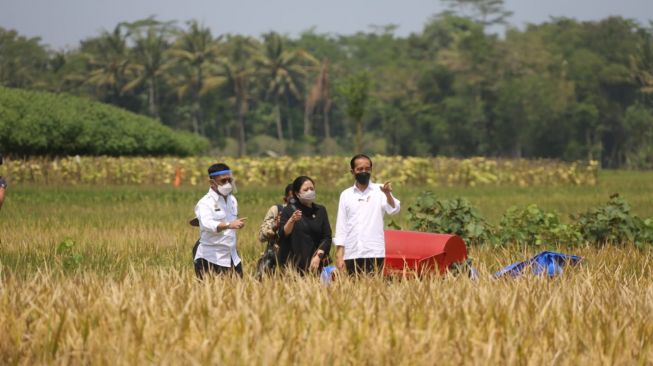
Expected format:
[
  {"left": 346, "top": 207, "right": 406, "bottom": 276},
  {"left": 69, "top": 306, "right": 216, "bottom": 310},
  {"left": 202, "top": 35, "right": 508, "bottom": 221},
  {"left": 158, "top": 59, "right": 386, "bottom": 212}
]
[{"left": 1, "top": 170, "right": 652, "bottom": 365}]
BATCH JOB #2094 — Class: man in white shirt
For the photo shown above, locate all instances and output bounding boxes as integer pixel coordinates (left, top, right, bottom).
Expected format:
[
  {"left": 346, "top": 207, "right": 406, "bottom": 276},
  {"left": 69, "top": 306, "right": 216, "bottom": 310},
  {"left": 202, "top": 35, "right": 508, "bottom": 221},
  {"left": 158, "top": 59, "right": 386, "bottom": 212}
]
[
  {"left": 334, "top": 154, "right": 400, "bottom": 275},
  {"left": 194, "top": 163, "right": 247, "bottom": 279}
]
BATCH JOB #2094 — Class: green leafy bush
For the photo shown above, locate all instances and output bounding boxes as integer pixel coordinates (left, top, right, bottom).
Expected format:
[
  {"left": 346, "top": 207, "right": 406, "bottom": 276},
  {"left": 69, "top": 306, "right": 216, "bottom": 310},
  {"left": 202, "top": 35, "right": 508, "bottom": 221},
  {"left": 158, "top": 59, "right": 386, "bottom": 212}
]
[
  {"left": 56, "top": 238, "right": 83, "bottom": 270},
  {"left": 0, "top": 87, "right": 209, "bottom": 156},
  {"left": 498, "top": 205, "right": 581, "bottom": 246},
  {"left": 574, "top": 193, "right": 653, "bottom": 247},
  {"left": 407, "top": 192, "right": 652, "bottom": 248},
  {"left": 407, "top": 191, "right": 493, "bottom": 245}
]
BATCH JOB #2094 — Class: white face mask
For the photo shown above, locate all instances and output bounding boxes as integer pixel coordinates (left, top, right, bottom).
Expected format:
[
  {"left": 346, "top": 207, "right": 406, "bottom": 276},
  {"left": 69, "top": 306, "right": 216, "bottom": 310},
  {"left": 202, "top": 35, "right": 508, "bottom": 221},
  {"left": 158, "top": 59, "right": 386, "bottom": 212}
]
[
  {"left": 299, "top": 190, "right": 316, "bottom": 203},
  {"left": 217, "top": 182, "right": 233, "bottom": 196}
]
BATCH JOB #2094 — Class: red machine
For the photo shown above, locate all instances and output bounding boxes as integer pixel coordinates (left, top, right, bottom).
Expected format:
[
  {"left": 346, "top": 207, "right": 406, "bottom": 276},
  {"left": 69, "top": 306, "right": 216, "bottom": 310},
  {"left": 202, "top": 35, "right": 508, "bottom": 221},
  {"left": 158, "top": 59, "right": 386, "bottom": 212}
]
[{"left": 383, "top": 230, "right": 468, "bottom": 276}]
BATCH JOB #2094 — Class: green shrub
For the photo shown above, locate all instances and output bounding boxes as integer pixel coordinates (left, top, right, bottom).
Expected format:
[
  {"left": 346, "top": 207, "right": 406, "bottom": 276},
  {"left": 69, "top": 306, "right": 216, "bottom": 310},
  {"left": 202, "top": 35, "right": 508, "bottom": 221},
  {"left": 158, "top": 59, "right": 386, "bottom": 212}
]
[
  {"left": 407, "top": 191, "right": 493, "bottom": 246},
  {"left": 498, "top": 204, "right": 581, "bottom": 246},
  {"left": 406, "top": 192, "right": 652, "bottom": 248},
  {"left": 0, "top": 87, "right": 209, "bottom": 156},
  {"left": 573, "top": 193, "right": 653, "bottom": 247}
]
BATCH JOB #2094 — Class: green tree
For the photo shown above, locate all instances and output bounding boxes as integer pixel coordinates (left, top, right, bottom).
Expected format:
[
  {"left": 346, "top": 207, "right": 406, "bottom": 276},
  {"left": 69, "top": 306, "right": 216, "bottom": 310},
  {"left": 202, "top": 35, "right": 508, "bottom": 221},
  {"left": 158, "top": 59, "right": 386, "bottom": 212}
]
[
  {"left": 338, "top": 72, "right": 370, "bottom": 153},
  {"left": 631, "top": 24, "right": 653, "bottom": 105},
  {"left": 122, "top": 17, "right": 176, "bottom": 119},
  {"left": 256, "top": 32, "right": 316, "bottom": 145},
  {"left": 0, "top": 27, "right": 49, "bottom": 89},
  {"left": 166, "top": 21, "right": 225, "bottom": 135},
  {"left": 443, "top": 0, "right": 513, "bottom": 26},
  {"left": 45, "top": 50, "right": 87, "bottom": 93},
  {"left": 623, "top": 103, "right": 653, "bottom": 168},
  {"left": 80, "top": 24, "right": 140, "bottom": 109},
  {"left": 222, "top": 35, "right": 258, "bottom": 156}
]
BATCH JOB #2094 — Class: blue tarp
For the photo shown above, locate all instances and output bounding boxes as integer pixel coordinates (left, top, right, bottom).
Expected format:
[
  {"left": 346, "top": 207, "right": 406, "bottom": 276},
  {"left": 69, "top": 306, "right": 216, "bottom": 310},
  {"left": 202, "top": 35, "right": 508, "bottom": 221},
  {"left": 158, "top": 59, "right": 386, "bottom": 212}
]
[
  {"left": 494, "top": 251, "right": 583, "bottom": 278},
  {"left": 320, "top": 265, "right": 337, "bottom": 284}
]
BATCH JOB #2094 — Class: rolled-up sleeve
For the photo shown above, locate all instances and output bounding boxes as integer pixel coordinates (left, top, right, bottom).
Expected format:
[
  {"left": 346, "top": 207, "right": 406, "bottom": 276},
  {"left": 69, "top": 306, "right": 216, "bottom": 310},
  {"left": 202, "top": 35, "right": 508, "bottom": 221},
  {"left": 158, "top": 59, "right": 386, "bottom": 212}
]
[
  {"left": 196, "top": 202, "right": 220, "bottom": 232},
  {"left": 382, "top": 195, "right": 400, "bottom": 216}
]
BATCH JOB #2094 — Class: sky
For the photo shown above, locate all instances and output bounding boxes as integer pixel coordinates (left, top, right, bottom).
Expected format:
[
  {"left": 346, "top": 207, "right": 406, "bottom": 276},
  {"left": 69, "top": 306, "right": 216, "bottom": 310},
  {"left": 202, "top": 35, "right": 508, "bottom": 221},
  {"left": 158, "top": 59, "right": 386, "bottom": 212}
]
[{"left": 0, "top": 0, "right": 652, "bottom": 49}]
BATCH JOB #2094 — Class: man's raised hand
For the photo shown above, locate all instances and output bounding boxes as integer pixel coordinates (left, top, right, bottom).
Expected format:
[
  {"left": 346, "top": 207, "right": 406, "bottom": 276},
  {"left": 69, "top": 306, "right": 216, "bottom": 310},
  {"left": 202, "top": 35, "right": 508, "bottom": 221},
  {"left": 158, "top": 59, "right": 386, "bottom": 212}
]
[{"left": 381, "top": 181, "right": 393, "bottom": 194}]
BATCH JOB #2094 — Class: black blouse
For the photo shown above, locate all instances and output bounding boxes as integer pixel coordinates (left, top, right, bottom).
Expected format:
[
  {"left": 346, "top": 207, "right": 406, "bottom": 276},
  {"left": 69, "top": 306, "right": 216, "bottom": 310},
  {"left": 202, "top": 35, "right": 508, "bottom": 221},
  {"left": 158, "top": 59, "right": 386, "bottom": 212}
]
[{"left": 278, "top": 201, "right": 332, "bottom": 272}]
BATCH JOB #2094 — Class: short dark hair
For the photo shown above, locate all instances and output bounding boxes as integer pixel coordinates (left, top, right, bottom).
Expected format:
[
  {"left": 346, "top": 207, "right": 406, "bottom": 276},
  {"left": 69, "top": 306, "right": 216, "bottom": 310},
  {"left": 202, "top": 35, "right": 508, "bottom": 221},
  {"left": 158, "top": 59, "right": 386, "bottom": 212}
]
[
  {"left": 208, "top": 163, "right": 230, "bottom": 177},
  {"left": 291, "top": 176, "right": 314, "bottom": 198},
  {"left": 350, "top": 154, "right": 372, "bottom": 170},
  {"left": 284, "top": 183, "right": 293, "bottom": 197}
]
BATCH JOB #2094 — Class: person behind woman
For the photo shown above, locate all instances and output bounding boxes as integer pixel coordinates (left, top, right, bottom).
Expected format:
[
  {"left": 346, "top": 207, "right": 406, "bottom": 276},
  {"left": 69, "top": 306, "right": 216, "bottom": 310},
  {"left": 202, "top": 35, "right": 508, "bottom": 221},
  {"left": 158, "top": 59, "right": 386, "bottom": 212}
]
[
  {"left": 258, "top": 184, "right": 293, "bottom": 244},
  {"left": 278, "top": 176, "right": 332, "bottom": 273}
]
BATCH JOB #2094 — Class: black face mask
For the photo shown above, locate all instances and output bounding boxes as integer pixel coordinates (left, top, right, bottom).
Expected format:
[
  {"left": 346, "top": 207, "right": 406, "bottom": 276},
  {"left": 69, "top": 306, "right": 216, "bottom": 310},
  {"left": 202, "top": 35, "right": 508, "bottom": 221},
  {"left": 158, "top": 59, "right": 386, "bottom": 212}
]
[{"left": 355, "top": 172, "right": 371, "bottom": 185}]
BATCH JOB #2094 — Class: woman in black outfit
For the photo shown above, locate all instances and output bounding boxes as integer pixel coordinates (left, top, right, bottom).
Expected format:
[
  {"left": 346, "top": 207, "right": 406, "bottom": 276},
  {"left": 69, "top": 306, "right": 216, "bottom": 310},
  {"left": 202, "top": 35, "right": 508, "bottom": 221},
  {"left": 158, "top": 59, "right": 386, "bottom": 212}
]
[{"left": 278, "top": 176, "right": 332, "bottom": 273}]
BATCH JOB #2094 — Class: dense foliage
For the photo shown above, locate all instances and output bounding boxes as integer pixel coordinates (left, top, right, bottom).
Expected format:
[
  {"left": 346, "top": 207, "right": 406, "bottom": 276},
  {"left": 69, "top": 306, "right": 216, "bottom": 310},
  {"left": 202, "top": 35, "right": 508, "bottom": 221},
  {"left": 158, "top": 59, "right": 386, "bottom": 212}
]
[
  {"left": 407, "top": 192, "right": 492, "bottom": 245},
  {"left": 498, "top": 205, "right": 581, "bottom": 247},
  {"left": 408, "top": 193, "right": 653, "bottom": 247},
  {"left": 574, "top": 194, "right": 653, "bottom": 247},
  {"left": 0, "top": 87, "right": 209, "bottom": 156},
  {"left": 1, "top": 156, "right": 597, "bottom": 187},
  {"left": 1, "top": 6, "right": 652, "bottom": 166}
]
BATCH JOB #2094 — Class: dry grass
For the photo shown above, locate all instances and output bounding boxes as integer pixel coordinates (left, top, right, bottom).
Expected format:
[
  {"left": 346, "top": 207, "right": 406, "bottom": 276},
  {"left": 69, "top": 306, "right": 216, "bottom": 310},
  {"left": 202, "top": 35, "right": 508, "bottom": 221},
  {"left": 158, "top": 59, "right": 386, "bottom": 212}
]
[
  {"left": 1, "top": 170, "right": 653, "bottom": 365},
  {"left": 2, "top": 246, "right": 653, "bottom": 365}
]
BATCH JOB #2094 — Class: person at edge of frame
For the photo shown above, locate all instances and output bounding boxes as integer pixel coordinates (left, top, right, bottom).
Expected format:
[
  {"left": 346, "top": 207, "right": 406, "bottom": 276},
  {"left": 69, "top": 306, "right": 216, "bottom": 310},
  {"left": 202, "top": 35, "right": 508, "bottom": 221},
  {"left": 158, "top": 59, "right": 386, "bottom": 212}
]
[
  {"left": 193, "top": 163, "right": 247, "bottom": 279},
  {"left": 333, "top": 154, "right": 400, "bottom": 276},
  {"left": 0, "top": 153, "right": 7, "bottom": 211}
]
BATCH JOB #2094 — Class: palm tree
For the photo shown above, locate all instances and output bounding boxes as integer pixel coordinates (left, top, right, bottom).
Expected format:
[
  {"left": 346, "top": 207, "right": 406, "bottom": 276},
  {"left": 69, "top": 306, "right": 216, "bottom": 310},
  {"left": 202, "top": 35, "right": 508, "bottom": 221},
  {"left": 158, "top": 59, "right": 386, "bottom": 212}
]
[
  {"left": 81, "top": 24, "right": 137, "bottom": 107},
  {"left": 122, "top": 17, "right": 176, "bottom": 119},
  {"left": 166, "top": 21, "right": 225, "bottom": 135},
  {"left": 222, "top": 35, "right": 258, "bottom": 156},
  {"left": 256, "top": 32, "right": 317, "bottom": 145},
  {"left": 304, "top": 60, "right": 333, "bottom": 139}
]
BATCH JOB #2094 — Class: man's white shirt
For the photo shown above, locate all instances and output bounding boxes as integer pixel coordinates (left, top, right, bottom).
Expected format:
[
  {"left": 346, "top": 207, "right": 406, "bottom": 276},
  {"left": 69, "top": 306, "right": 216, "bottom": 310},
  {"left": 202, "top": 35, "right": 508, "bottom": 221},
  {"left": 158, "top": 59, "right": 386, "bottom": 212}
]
[
  {"left": 194, "top": 189, "right": 241, "bottom": 267},
  {"left": 334, "top": 182, "right": 400, "bottom": 260}
]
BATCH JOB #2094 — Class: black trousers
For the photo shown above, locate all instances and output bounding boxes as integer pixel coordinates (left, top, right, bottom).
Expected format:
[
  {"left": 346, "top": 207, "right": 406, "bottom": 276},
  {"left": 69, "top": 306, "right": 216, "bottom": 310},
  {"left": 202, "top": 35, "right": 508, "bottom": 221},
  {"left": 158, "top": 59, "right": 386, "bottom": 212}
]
[
  {"left": 194, "top": 258, "right": 243, "bottom": 280},
  {"left": 345, "top": 257, "right": 385, "bottom": 276}
]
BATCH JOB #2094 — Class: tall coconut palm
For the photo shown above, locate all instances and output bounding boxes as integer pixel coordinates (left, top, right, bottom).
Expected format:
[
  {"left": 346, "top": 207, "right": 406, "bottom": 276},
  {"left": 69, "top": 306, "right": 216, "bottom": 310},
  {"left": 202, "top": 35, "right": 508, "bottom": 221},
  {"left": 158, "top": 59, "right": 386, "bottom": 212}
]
[
  {"left": 222, "top": 35, "right": 258, "bottom": 156},
  {"left": 122, "top": 17, "right": 176, "bottom": 119},
  {"left": 166, "top": 20, "right": 225, "bottom": 135},
  {"left": 81, "top": 24, "right": 137, "bottom": 107},
  {"left": 256, "top": 32, "right": 317, "bottom": 144}
]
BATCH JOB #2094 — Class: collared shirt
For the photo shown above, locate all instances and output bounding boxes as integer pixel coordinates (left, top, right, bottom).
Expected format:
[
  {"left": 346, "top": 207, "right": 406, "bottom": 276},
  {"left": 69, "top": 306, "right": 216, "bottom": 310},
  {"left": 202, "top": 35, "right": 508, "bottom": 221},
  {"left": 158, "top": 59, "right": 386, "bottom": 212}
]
[
  {"left": 194, "top": 189, "right": 241, "bottom": 267},
  {"left": 333, "top": 182, "right": 400, "bottom": 260}
]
